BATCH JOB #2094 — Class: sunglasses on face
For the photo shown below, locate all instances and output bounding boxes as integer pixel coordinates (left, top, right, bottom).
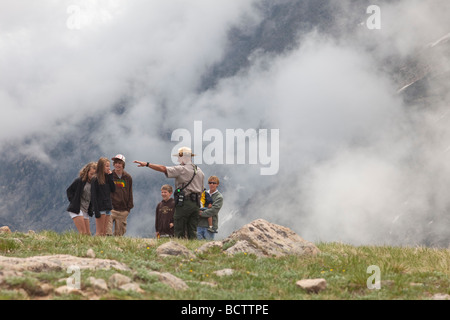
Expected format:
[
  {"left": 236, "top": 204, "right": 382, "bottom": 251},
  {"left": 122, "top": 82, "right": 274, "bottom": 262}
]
[{"left": 208, "top": 181, "right": 217, "bottom": 184}]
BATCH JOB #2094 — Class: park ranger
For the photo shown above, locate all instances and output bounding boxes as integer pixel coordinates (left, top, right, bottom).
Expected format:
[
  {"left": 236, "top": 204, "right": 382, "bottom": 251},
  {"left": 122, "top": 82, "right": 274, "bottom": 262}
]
[{"left": 134, "top": 147, "right": 204, "bottom": 239}]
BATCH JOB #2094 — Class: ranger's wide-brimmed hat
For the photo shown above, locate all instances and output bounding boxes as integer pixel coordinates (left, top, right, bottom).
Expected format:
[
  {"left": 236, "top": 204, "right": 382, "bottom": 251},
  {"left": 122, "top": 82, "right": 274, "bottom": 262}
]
[{"left": 173, "top": 147, "right": 196, "bottom": 157}]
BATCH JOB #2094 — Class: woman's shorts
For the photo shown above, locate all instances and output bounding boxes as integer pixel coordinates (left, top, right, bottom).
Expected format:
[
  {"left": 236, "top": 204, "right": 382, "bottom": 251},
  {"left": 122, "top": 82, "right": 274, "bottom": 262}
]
[
  {"left": 100, "top": 211, "right": 111, "bottom": 216},
  {"left": 69, "top": 211, "right": 90, "bottom": 220}
]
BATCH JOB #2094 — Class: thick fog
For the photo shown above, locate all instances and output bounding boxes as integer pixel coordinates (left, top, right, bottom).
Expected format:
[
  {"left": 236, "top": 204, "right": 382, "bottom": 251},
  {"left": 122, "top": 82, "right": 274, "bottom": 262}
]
[{"left": 1, "top": 0, "right": 449, "bottom": 245}]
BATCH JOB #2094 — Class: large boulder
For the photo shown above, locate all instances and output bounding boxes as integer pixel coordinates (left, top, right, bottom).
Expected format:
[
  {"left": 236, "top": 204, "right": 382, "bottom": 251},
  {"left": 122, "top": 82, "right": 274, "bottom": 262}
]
[{"left": 223, "top": 219, "right": 319, "bottom": 257}]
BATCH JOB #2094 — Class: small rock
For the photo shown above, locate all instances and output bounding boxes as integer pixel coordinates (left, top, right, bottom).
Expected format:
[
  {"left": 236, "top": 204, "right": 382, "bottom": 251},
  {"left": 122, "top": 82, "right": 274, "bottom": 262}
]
[
  {"left": 432, "top": 293, "right": 450, "bottom": 300},
  {"left": 0, "top": 226, "right": 11, "bottom": 234},
  {"left": 148, "top": 271, "right": 189, "bottom": 290},
  {"left": 409, "top": 282, "right": 424, "bottom": 287},
  {"left": 193, "top": 281, "right": 217, "bottom": 287},
  {"left": 88, "top": 277, "right": 108, "bottom": 292},
  {"left": 296, "top": 278, "right": 327, "bottom": 294},
  {"left": 55, "top": 285, "right": 81, "bottom": 296},
  {"left": 196, "top": 241, "right": 223, "bottom": 254},
  {"left": 156, "top": 241, "right": 195, "bottom": 259},
  {"left": 86, "top": 248, "right": 96, "bottom": 258},
  {"left": 214, "top": 268, "right": 234, "bottom": 277},
  {"left": 108, "top": 273, "right": 132, "bottom": 289},
  {"left": 119, "top": 282, "right": 144, "bottom": 293}
]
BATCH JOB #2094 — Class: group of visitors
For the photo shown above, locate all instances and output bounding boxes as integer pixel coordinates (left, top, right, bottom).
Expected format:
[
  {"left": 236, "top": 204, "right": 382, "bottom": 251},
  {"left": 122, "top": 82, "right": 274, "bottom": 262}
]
[
  {"left": 66, "top": 147, "right": 223, "bottom": 240},
  {"left": 66, "top": 154, "right": 133, "bottom": 236}
]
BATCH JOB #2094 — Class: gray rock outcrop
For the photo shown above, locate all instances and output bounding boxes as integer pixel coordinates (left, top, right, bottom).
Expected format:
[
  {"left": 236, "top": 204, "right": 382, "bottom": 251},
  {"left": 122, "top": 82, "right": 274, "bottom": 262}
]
[{"left": 223, "top": 219, "right": 320, "bottom": 257}]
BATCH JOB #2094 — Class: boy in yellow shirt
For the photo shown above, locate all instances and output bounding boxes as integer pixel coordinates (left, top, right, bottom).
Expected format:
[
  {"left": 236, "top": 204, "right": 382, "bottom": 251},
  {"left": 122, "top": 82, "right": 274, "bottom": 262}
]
[{"left": 200, "top": 188, "right": 215, "bottom": 232}]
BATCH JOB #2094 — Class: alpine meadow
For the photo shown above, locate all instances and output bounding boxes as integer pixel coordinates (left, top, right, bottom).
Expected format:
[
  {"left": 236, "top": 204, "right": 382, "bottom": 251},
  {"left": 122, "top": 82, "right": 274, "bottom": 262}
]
[{"left": 0, "top": 0, "right": 450, "bottom": 303}]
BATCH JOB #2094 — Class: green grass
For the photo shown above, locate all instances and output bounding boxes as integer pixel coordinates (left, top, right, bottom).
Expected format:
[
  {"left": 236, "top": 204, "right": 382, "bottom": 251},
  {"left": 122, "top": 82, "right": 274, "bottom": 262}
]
[{"left": 1, "top": 231, "right": 449, "bottom": 300}]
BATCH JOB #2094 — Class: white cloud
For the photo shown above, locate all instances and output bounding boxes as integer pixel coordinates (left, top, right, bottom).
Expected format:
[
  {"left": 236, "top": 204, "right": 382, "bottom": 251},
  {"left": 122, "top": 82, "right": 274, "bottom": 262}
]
[{"left": 1, "top": 0, "right": 449, "bottom": 245}]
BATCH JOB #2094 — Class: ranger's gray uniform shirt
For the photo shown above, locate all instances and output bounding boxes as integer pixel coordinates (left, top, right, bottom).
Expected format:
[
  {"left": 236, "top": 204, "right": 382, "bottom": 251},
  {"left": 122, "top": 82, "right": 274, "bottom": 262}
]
[{"left": 165, "top": 164, "right": 204, "bottom": 196}]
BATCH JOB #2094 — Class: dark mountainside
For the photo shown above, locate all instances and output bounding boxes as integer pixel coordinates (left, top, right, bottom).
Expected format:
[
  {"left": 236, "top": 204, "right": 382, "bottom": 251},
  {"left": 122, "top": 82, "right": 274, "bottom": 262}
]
[{"left": 1, "top": 0, "right": 449, "bottom": 246}]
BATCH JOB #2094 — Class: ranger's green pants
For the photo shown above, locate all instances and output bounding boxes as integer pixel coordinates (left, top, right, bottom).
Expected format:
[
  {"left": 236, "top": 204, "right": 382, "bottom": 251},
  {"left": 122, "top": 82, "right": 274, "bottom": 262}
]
[{"left": 174, "top": 199, "right": 199, "bottom": 239}]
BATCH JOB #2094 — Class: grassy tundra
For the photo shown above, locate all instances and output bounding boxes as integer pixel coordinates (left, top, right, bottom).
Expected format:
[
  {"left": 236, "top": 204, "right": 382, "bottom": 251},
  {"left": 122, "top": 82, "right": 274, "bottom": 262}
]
[{"left": 0, "top": 230, "right": 449, "bottom": 300}]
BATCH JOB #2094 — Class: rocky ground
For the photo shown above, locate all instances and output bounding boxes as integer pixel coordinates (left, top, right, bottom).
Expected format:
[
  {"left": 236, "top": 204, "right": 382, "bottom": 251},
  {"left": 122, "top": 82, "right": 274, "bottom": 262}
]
[{"left": 0, "top": 219, "right": 334, "bottom": 300}]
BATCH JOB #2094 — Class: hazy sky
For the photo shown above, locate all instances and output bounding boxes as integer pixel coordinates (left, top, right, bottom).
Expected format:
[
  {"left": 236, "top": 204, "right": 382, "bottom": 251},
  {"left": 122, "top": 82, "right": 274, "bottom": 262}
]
[{"left": 1, "top": 0, "right": 449, "bottom": 245}]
